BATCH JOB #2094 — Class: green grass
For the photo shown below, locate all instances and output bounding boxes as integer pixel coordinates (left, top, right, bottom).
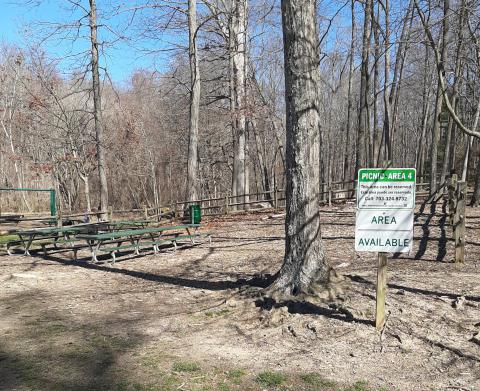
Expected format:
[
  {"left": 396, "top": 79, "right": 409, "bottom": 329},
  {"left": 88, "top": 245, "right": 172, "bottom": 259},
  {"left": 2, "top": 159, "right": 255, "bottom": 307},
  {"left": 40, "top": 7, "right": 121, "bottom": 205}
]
[
  {"left": 217, "top": 382, "right": 230, "bottom": 391},
  {"left": 172, "top": 361, "right": 201, "bottom": 373},
  {"left": 300, "top": 372, "right": 336, "bottom": 389},
  {"left": 345, "top": 380, "right": 369, "bottom": 391},
  {"left": 0, "top": 234, "right": 19, "bottom": 245},
  {"left": 226, "top": 369, "right": 246, "bottom": 385},
  {"left": 255, "top": 371, "right": 287, "bottom": 387},
  {"left": 205, "top": 309, "right": 230, "bottom": 318}
]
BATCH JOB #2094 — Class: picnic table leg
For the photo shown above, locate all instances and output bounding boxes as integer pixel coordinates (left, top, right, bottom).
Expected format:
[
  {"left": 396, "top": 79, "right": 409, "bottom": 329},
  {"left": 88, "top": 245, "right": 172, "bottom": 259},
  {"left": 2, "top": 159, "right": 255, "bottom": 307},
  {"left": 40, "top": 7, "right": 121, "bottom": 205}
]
[
  {"left": 149, "top": 233, "right": 159, "bottom": 253},
  {"left": 53, "top": 234, "right": 60, "bottom": 249},
  {"left": 128, "top": 236, "right": 140, "bottom": 255},
  {"left": 87, "top": 240, "right": 101, "bottom": 263},
  {"left": 186, "top": 228, "right": 196, "bottom": 244},
  {"left": 20, "top": 234, "right": 34, "bottom": 256}
]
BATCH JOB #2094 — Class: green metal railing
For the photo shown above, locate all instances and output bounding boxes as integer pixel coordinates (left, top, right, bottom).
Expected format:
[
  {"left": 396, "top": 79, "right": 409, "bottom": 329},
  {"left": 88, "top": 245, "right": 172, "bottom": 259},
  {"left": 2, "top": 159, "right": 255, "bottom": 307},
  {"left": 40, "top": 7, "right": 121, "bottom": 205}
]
[{"left": 0, "top": 188, "right": 56, "bottom": 216}]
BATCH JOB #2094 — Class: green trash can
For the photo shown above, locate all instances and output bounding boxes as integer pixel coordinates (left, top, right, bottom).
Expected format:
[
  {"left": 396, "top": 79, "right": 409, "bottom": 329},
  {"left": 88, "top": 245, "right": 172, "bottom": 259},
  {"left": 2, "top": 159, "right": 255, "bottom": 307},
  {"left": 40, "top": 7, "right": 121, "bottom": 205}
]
[{"left": 189, "top": 204, "right": 202, "bottom": 224}]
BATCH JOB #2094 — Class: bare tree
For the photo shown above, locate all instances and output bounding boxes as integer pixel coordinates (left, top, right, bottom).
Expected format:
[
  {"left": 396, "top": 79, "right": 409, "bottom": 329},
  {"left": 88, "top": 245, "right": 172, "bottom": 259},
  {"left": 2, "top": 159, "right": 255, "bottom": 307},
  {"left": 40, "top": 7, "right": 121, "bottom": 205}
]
[
  {"left": 186, "top": 0, "right": 201, "bottom": 202},
  {"left": 267, "top": 0, "right": 334, "bottom": 297},
  {"left": 89, "top": 0, "right": 109, "bottom": 218}
]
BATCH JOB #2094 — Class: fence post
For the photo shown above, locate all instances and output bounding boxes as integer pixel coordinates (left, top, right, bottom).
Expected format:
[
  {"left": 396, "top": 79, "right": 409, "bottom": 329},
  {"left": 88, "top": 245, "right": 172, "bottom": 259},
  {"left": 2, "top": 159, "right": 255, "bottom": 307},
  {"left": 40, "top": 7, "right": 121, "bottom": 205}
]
[
  {"left": 328, "top": 184, "right": 332, "bottom": 207},
  {"left": 448, "top": 174, "right": 457, "bottom": 225},
  {"left": 454, "top": 181, "right": 466, "bottom": 263},
  {"left": 274, "top": 186, "right": 278, "bottom": 211},
  {"left": 57, "top": 208, "right": 63, "bottom": 227},
  {"left": 144, "top": 205, "right": 148, "bottom": 220},
  {"left": 173, "top": 201, "right": 178, "bottom": 220},
  {"left": 108, "top": 205, "right": 113, "bottom": 221}
]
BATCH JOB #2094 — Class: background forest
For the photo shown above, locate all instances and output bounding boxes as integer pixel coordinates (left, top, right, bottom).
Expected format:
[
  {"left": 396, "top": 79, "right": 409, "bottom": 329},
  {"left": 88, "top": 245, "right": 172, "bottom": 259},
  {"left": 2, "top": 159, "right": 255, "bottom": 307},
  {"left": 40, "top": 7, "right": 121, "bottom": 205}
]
[{"left": 1, "top": 0, "right": 480, "bottom": 214}]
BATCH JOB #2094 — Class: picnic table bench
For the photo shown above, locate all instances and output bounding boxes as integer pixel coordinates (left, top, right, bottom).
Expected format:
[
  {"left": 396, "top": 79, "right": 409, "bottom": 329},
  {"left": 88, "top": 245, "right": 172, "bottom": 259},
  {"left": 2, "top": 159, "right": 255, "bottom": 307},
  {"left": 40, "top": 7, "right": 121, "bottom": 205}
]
[
  {"left": 7, "top": 222, "right": 110, "bottom": 256},
  {"left": 107, "top": 220, "right": 153, "bottom": 230},
  {"left": 76, "top": 224, "right": 204, "bottom": 263},
  {"left": 0, "top": 214, "right": 24, "bottom": 224}
]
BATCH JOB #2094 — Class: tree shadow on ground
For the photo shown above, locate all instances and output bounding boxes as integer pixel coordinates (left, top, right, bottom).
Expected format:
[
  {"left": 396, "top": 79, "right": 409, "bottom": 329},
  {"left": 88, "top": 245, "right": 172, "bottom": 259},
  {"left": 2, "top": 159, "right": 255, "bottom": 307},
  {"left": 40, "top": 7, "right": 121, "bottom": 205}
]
[
  {"left": 414, "top": 200, "right": 450, "bottom": 262},
  {"left": 0, "top": 291, "right": 145, "bottom": 390},
  {"left": 254, "top": 297, "right": 373, "bottom": 326},
  {"left": 346, "top": 274, "right": 480, "bottom": 302},
  {"left": 39, "top": 252, "right": 274, "bottom": 292}
]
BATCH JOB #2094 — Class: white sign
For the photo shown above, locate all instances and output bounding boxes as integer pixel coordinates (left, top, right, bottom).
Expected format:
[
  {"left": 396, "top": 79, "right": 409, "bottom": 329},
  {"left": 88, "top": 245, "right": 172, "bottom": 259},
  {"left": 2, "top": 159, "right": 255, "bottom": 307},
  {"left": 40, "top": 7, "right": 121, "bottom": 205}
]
[
  {"left": 355, "top": 210, "right": 413, "bottom": 253},
  {"left": 355, "top": 168, "right": 416, "bottom": 253}
]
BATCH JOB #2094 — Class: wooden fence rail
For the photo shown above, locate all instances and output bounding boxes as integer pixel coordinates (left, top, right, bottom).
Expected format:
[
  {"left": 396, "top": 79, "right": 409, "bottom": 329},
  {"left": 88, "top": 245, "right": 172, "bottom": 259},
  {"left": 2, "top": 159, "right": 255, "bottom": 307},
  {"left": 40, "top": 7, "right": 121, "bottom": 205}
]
[{"left": 1, "top": 178, "right": 475, "bottom": 225}]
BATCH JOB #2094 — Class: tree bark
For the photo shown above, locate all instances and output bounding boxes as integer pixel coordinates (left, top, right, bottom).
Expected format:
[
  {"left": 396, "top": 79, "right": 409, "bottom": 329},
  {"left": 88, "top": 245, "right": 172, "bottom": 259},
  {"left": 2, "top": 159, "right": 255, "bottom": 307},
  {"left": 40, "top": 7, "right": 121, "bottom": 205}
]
[
  {"left": 441, "top": 2, "right": 465, "bottom": 183},
  {"left": 385, "top": 0, "right": 413, "bottom": 161},
  {"left": 186, "top": 0, "right": 201, "bottom": 202},
  {"left": 342, "top": 0, "right": 355, "bottom": 183},
  {"left": 89, "top": 0, "right": 109, "bottom": 219},
  {"left": 355, "top": 0, "right": 372, "bottom": 173},
  {"left": 268, "top": 0, "right": 332, "bottom": 296},
  {"left": 429, "top": 0, "right": 449, "bottom": 196},
  {"left": 230, "top": 0, "right": 248, "bottom": 209}
]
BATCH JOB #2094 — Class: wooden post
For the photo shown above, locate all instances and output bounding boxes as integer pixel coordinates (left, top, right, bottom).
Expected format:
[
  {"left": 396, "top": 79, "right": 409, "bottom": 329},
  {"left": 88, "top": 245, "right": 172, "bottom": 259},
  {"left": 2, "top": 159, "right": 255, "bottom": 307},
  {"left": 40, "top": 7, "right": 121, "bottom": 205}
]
[
  {"left": 108, "top": 205, "right": 113, "bottom": 221},
  {"left": 448, "top": 174, "right": 457, "bottom": 225},
  {"left": 376, "top": 252, "right": 388, "bottom": 330},
  {"left": 144, "top": 205, "right": 148, "bottom": 220},
  {"left": 173, "top": 201, "right": 178, "bottom": 220},
  {"left": 225, "top": 194, "right": 229, "bottom": 215},
  {"left": 454, "top": 181, "right": 466, "bottom": 263},
  {"left": 328, "top": 184, "right": 332, "bottom": 207},
  {"left": 274, "top": 186, "right": 278, "bottom": 211},
  {"left": 57, "top": 209, "right": 63, "bottom": 227}
]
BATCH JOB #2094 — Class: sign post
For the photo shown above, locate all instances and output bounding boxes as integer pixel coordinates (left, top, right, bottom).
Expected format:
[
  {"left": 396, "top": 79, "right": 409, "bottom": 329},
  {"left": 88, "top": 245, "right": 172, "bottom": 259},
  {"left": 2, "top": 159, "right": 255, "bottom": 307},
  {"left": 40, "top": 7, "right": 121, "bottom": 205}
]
[{"left": 355, "top": 168, "right": 416, "bottom": 330}]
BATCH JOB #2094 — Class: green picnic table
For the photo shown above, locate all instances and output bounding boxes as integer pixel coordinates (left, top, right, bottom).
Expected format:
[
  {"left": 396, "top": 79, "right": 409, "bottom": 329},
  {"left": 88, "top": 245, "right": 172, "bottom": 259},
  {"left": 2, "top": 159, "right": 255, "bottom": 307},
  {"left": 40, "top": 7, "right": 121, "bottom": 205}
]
[
  {"left": 8, "top": 222, "right": 109, "bottom": 256},
  {"left": 107, "top": 220, "right": 153, "bottom": 230},
  {"left": 76, "top": 224, "right": 201, "bottom": 263}
]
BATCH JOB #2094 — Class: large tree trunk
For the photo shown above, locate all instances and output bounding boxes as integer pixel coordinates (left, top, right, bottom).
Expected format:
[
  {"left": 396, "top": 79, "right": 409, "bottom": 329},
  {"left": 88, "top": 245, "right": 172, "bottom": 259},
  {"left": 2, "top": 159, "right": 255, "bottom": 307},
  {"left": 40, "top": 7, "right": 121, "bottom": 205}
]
[
  {"left": 342, "top": 0, "right": 355, "bottom": 183},
  {"left": 186, "top": 0, "right": 201, "bottom": 202},
  {"left": 355, "top": 0, "right": 372, "bottom": 173},
  {"left": 268, "top": 0, "right": 332, "bottom": 296},
  {"left": 385, "top": 0, "right": 413, "bottom": 161},
  {"left": 441, "top": 3, "right": 465, "bottom": 184},
  {"left": 430, "top": 0, "right": 450, "bottom": 196},
  {"left": 230, "top": 0, "right": 248, "bottom": 209},
  {"left": 89, "top": 0, "right": 109, "bottom": 219},
  {"left": 372, "top": 2, "right": 380, "bottom": 167},
  {"left": 382, "top": 0, "right": 391, "bottom": 164}
]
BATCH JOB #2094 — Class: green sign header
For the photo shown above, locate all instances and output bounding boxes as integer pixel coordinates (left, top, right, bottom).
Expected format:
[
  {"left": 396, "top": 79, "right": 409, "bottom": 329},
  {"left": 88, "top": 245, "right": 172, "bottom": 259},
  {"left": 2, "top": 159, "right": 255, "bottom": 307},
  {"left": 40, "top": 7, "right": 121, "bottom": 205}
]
[{"left": 358, "top": 168, "right": 416, "bottom": 183}]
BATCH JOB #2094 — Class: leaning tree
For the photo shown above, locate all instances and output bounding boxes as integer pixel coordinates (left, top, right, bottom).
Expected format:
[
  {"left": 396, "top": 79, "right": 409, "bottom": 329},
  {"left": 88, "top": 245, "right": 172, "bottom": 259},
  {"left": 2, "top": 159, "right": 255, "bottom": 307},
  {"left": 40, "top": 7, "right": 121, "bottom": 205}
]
[{"left": 267, "top": 0, "right": 337, "bottom": 298}]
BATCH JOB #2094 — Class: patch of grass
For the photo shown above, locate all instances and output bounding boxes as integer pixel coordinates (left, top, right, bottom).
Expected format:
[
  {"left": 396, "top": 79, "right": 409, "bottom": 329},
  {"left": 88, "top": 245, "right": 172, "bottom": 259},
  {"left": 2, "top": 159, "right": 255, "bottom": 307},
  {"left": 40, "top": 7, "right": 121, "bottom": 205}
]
[
  {"left": 300, "top": 372, "right": 336, "bottom": 388},
  {"left": 143, "top": 355, "right": 166, "bottom": 369},
  {"left": 255, "top": 371, "right": 287, "bottom": 387},
  {"left": 227, "top": 369, "right": 246, "bottom": 385},
  {"left": 89, "top": 333, "right": 131, "bottom": 351},
  {"left": 345, "top": 380, "right": 369, "bottom": 391},
  {"left": 44, "top": 323, "right": 69, "bottom": 335},
  {"left": 217, "top": 382, "right": 230, "bottom": 391},
  {"left": 205, "top": 309, "right": 230, "bottom": 317},
  {"left": 172, "top": 361, "right": 201, "bottom": 373},
  {"left": 60, "top": 343, "right": 95, "bottom": 361},
  {"left": 0, "top": 234, "right": 19, "bottom": 245}
]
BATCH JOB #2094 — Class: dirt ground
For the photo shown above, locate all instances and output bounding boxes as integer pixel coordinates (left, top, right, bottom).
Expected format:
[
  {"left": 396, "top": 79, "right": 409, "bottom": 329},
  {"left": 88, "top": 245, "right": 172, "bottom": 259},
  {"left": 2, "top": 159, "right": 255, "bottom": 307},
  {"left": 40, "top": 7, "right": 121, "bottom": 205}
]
[{"left": 0, "top": 201, "right": 479, "bottom": 391}]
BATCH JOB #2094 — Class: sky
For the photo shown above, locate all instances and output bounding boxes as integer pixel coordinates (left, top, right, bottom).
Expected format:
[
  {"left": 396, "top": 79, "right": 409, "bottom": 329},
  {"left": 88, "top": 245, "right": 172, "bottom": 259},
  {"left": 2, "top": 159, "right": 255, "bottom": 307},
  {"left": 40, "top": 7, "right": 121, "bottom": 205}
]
[{"left": 0, "top": 0, "right": 178, "bottom": 84}]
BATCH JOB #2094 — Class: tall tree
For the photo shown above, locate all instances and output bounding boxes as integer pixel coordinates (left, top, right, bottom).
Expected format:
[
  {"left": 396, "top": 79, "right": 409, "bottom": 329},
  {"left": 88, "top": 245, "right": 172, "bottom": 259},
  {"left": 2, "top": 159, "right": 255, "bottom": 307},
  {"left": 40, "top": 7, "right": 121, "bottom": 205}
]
[
  {"left": 268, "top": 0, "right": 333, "bottom": 296},
  {"left": 186, "top": 0, "right": 201, "bottom": 202},
  {"left": 89, "top": 0, "right": 109, "bottom": 218},
  {"left": 355, "top": 0, "right": 372, "bottom": 172}
]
